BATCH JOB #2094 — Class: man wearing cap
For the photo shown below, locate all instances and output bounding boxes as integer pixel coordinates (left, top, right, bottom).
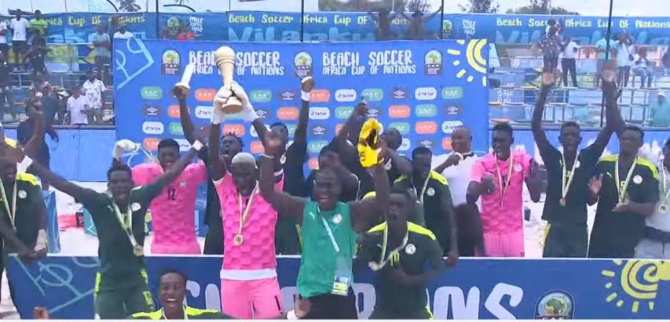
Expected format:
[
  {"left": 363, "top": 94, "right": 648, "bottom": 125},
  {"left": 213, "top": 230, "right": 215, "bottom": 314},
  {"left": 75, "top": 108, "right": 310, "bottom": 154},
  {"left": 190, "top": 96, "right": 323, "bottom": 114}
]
[{"left": 650, "top": 92, "right": 670, "bottom": 127}]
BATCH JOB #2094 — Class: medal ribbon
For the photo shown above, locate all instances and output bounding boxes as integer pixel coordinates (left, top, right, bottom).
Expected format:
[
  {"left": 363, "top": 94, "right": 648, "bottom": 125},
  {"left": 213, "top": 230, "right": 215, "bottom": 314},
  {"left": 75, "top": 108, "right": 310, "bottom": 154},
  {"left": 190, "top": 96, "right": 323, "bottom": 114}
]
[
  {"left": 412, "top": 175, "right": 431, "bottom": 204},
  {"left": 161, "top": 306, "right": 189, "bottom": 320},
  {"left": 561, "top": 151, "right": 580, "bottom": 201},
  {"left": 614, "top": 156, "right": 637, "bottom": 203},
  {"left": 0, "top": 179, "right": 17, "bottom": 228},
  {"left": 375, "top": 224, "right": 409, "bottom": 270},
  {"left": 237, "top": 183, "right": 258, "bottom": 237},
  {"left": 661, "top": 163, "right": 670, "bottom": 206},
  {"left": 495, "top": 153, "right": 514, "bottom": 207},
  {"left": 112, "top": 202, "right": 137, "bottom": 247}
]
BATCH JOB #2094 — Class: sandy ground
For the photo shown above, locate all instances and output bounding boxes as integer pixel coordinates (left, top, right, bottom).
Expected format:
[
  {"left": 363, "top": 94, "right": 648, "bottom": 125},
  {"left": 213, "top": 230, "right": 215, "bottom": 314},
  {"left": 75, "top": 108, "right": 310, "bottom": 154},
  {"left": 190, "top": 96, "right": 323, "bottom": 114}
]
[{"left": 0, "top": 182, "right": 599, "bottom": 318}]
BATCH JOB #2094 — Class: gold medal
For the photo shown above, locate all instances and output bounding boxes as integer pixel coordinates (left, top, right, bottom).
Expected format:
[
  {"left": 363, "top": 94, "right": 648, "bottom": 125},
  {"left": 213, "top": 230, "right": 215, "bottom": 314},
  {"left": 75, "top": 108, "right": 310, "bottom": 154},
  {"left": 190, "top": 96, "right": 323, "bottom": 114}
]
[
  {"left": 233, "top": 234, "right": 244, "bottom": 246},
  {"left": 614, "top": 156, "right": 638, "bottom": 204},
  {"left": 660, "top": 162, "right": 670, "bottom": 215},
  {"left": 560, "top": 152, "right": 579, "bottom": 208},
  {"left": 495, "top": 153, "right": 514, "bottom": 207},
  {"left": 559, "top": 198, "right": 566, "bottom": 206},
  {"left": 368, "top": 262, "right": 380, "bottom": 271},
  {"left": 660, "top": 204, "right": 668, "bottom": 214},
  {"left": 133, "top": 245, "right": 144, "bottom": 257}
]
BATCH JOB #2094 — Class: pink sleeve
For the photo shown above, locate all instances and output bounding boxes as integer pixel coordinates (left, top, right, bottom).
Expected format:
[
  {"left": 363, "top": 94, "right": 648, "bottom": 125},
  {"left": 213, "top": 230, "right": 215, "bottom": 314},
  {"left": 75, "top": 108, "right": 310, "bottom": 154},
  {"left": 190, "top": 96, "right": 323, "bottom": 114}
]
[
  {"left": 470, "top": 159, "right": 485, "bottom": 183},
  {"left": 131, "top": 164, "right": 150, "bottom": 186},
  {"left": 274, "top": 173, "right": 285, "bottom": 191},
  {"left": 187, "top": 162, "right": 208, "bottom": 185},
  {"left": 521, "top": 153, "right": 533, "bottom": 177},
  {"left": 213, "top": 173, "right": 233, "bottom": 194}
]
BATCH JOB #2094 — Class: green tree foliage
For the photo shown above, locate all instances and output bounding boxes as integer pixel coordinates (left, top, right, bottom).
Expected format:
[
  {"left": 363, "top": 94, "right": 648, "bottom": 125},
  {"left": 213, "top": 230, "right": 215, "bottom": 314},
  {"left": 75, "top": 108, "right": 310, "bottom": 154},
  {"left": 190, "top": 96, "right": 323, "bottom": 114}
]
[
  {"left": 459, "top": 0, "right": 500, "bottom": 13},
  {"left": 117, "top": 0, "right": 141, "bottom": 12},
  {"left": 319, "top": 0, "right": 431, "bottom": 12},
  {"left": 506, "top": 0, "right": 579, "bottom": 15}
]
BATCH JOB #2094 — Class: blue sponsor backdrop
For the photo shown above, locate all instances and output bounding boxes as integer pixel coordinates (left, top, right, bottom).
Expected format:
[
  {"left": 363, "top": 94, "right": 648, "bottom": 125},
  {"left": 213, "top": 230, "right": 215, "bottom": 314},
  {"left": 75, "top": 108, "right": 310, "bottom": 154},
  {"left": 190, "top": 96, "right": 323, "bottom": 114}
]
[
  {"left": 7, "top": 256, "right": 670, "bottom": 319},
  {"left": 4, "top": 12, "right": 670, "bottom": 45},
  {"left": 113, "top": 38, "right": 490, "bottom": 166}
]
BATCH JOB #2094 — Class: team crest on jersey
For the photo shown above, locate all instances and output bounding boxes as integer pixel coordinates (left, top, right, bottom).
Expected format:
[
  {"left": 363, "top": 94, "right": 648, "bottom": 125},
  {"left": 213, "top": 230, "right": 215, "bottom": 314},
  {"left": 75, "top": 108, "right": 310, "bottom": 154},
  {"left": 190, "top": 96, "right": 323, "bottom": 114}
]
[
  {"left": 131, "top": 203, "right": 141, "bottom": 211},
  {"left": 633, "top": 175, "right": 643, "bottom": 184},
  {"left": 405, "top": 244, "right": 416, "bottom": 255},
  {"left": 332, "top": 214, "right": 342, "bottom": 224},
  {"left": 514, "top": 164, "right": 522, "bottom": 172},
  {"left": 426, "top": 187, "right": 435, "bottom": 196},
  {"left": 18, "top": 190, "right": 27, "bottom": 199},
  {"left": 179, "top": 180, "right": 187, "bottom": 187},
  {"left": 574, "top": 160, "right": 581, "bottom": 168}
]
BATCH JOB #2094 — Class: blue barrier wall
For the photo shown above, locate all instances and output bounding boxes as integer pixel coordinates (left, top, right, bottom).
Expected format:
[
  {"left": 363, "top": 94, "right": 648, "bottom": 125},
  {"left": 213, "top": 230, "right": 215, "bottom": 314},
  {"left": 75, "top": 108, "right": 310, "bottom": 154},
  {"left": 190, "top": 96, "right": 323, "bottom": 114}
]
[{"left": 4, "top": 128, "right": 668, "bottom": 182}]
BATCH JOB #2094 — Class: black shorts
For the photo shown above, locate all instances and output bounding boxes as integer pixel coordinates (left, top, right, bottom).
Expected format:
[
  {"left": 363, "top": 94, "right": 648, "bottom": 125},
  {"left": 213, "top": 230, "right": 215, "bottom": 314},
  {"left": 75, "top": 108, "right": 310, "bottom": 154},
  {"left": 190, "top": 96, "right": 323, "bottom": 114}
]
[
  {"left": 370, "top": 307, "right": 432, "bottom": 319},
  {"left": 0, "top": 43, "right": 8, "bottom": 57},
  {"left": 12, "top": 41, "right": 26, "bottom": 54},
  {"left": 301, "top": 289, "right": 358, "bottom": 319}
]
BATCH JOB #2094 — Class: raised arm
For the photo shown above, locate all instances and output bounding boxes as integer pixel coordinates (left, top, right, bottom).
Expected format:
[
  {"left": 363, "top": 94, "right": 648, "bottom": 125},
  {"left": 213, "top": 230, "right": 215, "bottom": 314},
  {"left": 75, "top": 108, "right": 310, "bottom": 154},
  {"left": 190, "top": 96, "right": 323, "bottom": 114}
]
[
  {"left": 140, "top": 143, "right": 201, "bottom": 201},
  {"left": 174, "top": 87, "right": 198, "bottom": 144},
  {"left": 292, "top": 77, "right": 314, "bottom": 154},
  {"left": 387, "top": 149, "right": 412, "bottom": 177},
  {"left": 209, "top": 88, "right": 228, "bottom": 181},
  {"left": 350, "top": 163, "right": 390, "bottom": 232},
  {"left": 601, "top": 70, "right": 626, "bottom": 139},
  {"left": 22, "top": 100, "right": 46, "bottom": 158},
  {"left": 334, "top": 102, "right": 366, "bottom": 159},
  {"left": 259, "top": 132, "right": 306, "bottom": 221},
  {"left": 530, "top": 73, "right": 554, "bottom": 158}
]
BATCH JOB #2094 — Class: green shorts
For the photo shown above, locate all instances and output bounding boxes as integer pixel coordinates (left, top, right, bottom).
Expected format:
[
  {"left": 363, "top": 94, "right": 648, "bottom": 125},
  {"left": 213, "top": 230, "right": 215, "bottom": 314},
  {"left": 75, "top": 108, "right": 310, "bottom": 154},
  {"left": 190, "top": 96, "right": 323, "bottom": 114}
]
[{"left": 94, "top": 283, "right": 155, "bottom": 319}]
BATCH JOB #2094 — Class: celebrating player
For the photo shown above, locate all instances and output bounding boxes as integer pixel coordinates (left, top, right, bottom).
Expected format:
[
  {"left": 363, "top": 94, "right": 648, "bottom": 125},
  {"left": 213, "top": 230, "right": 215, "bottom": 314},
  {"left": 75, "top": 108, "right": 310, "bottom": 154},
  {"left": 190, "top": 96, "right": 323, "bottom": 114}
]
[
  {"left": 1, "top": 135, "right": 204, "bottom": 319},
  {"left": 258, "top": 126, "right": 389, "bottom": 319},
  {"left": 209, "top": 82, "right": 284, "bottom": 319},
  {"left": 532, "top": 72, "right": 623, "bottom": 258},
  {"left": 358, "top": 187, "right": 444, "bottom": 319},
  {"left": 467, "top": 122, "right": 542, "bottom": 257}
]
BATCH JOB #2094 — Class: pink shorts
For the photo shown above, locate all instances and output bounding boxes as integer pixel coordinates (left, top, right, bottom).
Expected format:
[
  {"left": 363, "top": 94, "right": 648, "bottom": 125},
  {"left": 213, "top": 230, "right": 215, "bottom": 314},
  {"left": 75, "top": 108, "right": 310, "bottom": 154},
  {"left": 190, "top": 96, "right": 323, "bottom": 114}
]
[
  {"left": 221, "top": 277, "right": 283, "bottom": 319},
  {"left": 151, "top": 241, "right": 201, "bottom": 255},
  {"left": 483, "top": 230, "right": 524, "bottom": 257}
]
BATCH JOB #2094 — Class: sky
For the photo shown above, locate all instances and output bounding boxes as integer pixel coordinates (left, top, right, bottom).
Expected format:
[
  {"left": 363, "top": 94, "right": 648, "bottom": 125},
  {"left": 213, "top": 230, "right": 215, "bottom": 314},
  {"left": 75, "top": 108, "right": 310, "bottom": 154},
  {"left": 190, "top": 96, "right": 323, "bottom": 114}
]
[{"left": 429, "top": 0, "right": 670, "bottom": 16}]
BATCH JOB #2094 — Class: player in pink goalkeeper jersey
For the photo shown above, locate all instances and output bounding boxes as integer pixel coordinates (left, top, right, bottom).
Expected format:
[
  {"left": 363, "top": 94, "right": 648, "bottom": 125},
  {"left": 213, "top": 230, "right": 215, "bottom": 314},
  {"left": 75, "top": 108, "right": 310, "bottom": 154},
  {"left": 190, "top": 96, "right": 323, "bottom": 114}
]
[
  {"left": 113, "top": 138, "right": 207, "bottom": 254},
  {"left": 208, "top": 82, "right": 286, "bottom": 319}
]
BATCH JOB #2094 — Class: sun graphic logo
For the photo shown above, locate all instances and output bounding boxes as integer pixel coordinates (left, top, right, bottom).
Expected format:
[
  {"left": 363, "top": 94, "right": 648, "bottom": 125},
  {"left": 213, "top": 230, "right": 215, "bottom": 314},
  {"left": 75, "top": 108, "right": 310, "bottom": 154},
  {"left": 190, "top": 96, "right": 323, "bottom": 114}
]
[
  {"left": 294, "top": 51, "right": 313, "bottom": 78},
  {"left": 446, "top": 39, "right": 488, "bottom": 87},
  {"left": 601, "top": 259, "right": 670, "bottom": 313},
  {"left": 424, "top": 50, "right": 443, "bottom": 75}
]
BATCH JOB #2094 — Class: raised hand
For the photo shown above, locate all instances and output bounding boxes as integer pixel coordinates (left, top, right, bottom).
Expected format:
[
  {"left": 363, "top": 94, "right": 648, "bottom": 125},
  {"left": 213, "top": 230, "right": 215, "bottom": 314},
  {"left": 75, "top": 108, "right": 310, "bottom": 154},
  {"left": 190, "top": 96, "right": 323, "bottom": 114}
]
[
  {"left": 541, "top": 72, "right": 554, "bottom": 87},
  {"left": 263, "top": 131, "right": 283, "bottom": 157},
  {"left": 230, "top": 82, "right": 251, "bottom": 109},
  {"left": 301, "top": 76, "right": 315, "bottom": 93},
  {"left": 613, "top": 193, "right": 631, "bottom": 212},
  {"left": 445, "top": 152, "right": 462, "bottom": 167},
  {"left": 588, "top": 174, "right": 603, "bottom": 196},
  {"left": 172, "top": 85, "right": 187, "bottom": 101},
  {"left": 113, "top": 139, "right": 139, "bottom": 159},
  {"left": 482, "top": 173, "right": 496, "bottom": 194}
]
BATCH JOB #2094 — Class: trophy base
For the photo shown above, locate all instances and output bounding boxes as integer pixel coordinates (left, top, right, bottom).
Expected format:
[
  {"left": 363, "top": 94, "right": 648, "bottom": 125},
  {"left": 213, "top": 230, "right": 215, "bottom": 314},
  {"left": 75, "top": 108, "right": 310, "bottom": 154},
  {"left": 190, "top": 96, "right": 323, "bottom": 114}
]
[
  {"left": 221, "top": 97, "right": 243, "bottom": 114},
  {"left": 175, "top": 82, "right": 191, "bottom": 96}
]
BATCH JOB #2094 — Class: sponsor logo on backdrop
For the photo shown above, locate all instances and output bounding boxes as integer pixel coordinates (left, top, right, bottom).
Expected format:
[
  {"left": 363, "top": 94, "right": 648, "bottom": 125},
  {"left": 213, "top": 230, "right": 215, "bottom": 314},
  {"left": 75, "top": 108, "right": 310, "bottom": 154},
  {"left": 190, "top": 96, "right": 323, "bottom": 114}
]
[
  {"left": 415, "top": 87, "right": 437, "bottom": 101},
  {"left": 415, "top": 104, "right": 437, "bottom": 117},
  {"left": 278, "top": 90, "right": 297, "bottom": 102},
  {"left": 249, "top": 90, "right": 272, "bottom": 103},
  {"left": 534, "top": 291, "right": 575, "bottom": 319},
  {"left": 255, "top": 109, "right": 269, "bottom": 119},
  {"left": 143, "top": 138, "right": 160, "bottom": 151},
  {"left": 398, "top": 138, "right": 411, "bottom": 152},
  {"left": 141, "top": 87, "right": 163, "bottom": 100},
  {"left": 195, "top": 89, "right": 216, "bottom": 102},
  {"left": 322, "top": 51, "right": 365, "bottom": 76},
  {"left": 368, "top": 49, "right": 417, "bottom": 75},
  {"left": 287, "top": 124, "right": 298, "bottom": 137},
  {"left": 335, "top": 106, "right": 354, "bottom": 119},
  {"left": 310, "top": 89, "right": 331, "bottom": 103},
  {"left": 442, "top": 87, "right": 464, "bottom": 99},
  {"left": 169, "top": 122, "right": 183, "bottom": 135},
  {"left": 309, "top": 107, "right": 330, "bottom": 120},
  {"left": 424, "top": 50, "right": 443, "bottom": 75},
  {"left": 250, "top": 124, "right": 271, "bottom": 138},
  {"left": 168, "top": 105, "right": 181, "bottom": 118},
  {"left": 161, "top": 50, "right": 181, "bottom": 75},
  {"left": 175, "top": 139, "right": 192, "bottom": 152},
  {"left": 442, "top": 121, "right": 464, "bottom": 134},
  {"left": 389, "top": 122, "right": 410, "bottom": 135},
  {"left": 335, "top": 123, "right": 344, "bottom": 134},
  {"left": 308, "top": 158, "right": 319, "bottom": 169},
  {"left": 142, "top": 122, "right": 164, "bottom": 135},
  {"left": 417, "top": 139, "right": 435, "bottom": 149},
  {"left": 277, "top": 107, "right": 299, "bottom": 120},
  {"left": 388, "top": 105, "right": 410, "bottom": 119},
  {"left": 390, "top": 87, "right": 408, "bottom": 100},
  {"left": 308, "top": 140, "right": 329, "bottom": 154},
  {"left": 445, "top": 105, "right": 462, "bottom": 116},
  {"left": 311, "top": 125, "right": 327, "bottom": 136},
  {"left": 222, "top": 124, "right": 245, "bottom": 136},
  {"left": 361, "top": 88, "right": 383, "bottom": 101},
  {"left": 415, "top": 121, "right": 438, "bottom": 134},
  {"left": 250, "top": 141, "right": 264, "bottom": 154},
  {"left": 143, "top": 105, "right": 160, "bottom": 116},
  {"left": 335, "top": 89, "right": 357, "bottom": 102},
  {"left": 367, "top": 107, "right": 382, "bottom": 118},
  {"left": 235, "top": 51, "right": 285, "bottom": 76},
  {"left": 442, "top": 137, "right": 452, "bottom": 150},
  {"left": 294, "top": 52, "right": 313, "bottom": 78},
  {"left": 195, "top": 106, "right": 212, "bottom": 119}
]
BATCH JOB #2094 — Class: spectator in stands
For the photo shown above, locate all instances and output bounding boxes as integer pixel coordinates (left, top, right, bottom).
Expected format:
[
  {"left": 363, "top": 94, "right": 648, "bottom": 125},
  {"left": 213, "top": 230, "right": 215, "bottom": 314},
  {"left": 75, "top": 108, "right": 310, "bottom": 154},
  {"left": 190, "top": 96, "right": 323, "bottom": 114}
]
[
  {"left": 176, "top": 23, "right": 195, "bottom": 41},
  {"left": 616, "top": 32, "right": 634, "bottom": 88},
  {"left": 24, "top": 35, "right": 49, "bottom": 76},
  {"left": 595, "top": 31, "right": 614, "bottom": 88},
  {"left": 367, "top": 8, "right": 398, "bottom": 41},
  {"left": 560, "top": 35, "right": 579, "bottom": 87},
  {"left": 30, "top": 72, "right": 50, "bottom": 93},
  {"left": 82, "top": 69, "right": 106, "bottom": 124},
  {"left": 0, "top": 19, "right": 8, "bottom": 60},
  {"left": 17, "top": 95, "right": 57, "bottom": 190},
  {"left": 537, "top": 25, "right": 561, "bottom": 73},
  {"left": 113, "top": 23, "right": 134, "bottom": 39},
  {"left": 632, "top": 47, "right": 653, "bottom": 88},
  {"left": 92, "top": 23, "right": 111, "bottom": 84},
  {"left": 0, "top": 53, "right": 15, "bottom": 122},
  {"left": 9, "top": 10, "right": 29, "bottom": 71},
  {"left": 66, "top": 85, "right": 89, "bottom": 126},
  {"left": 28, "top": 10, "right": 48, "bottom": 41},
  {"left": 663, "top": 49, "right": 670, "bottom": 75},
  {"left": 400, "top": 6, "right": 442, "bottom": 40},
  {"left": 649, "top": 92, "right": 670, "bottom": 127}
]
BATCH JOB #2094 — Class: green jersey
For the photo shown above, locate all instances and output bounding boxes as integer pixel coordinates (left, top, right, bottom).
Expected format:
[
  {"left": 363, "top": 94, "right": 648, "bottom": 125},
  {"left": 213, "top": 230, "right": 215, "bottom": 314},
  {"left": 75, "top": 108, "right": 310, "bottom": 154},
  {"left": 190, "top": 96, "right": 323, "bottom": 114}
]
[
  {"left": 0, "top": 173, "right": 44, "bottom": 252},
  {"left": 130, "top": 307, "right": 234, "bottom": 319},
  {"left": 76, "top": 182, "right": 163, "bottom": 291},
  {"left": 297, "top": 201, "right": 359, "bottom": 298}
]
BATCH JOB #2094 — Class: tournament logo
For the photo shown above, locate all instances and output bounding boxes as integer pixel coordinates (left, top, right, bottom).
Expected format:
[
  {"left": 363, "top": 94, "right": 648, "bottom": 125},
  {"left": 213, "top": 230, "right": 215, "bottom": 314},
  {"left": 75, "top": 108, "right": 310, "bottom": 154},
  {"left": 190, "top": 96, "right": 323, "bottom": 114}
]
[
  {"left": 161, "top": 50, "right": 181, "bottom": 75},
  {"left": 534, "top": 291, "right": 575, "bottom": 319},
  {"left": 310, "top": 125, "right": 327, "bottom": 136},
  {"left": 390, "top": 87, "right": 408, "bottom": 100},
  {"left": 424, "top": 50, "right": 443, "bottom": 75},
  {"left": 445, "top": 105, "right": 462, "bottom": 116},
  {"left": 294, "top": 52, "right": 313, "bottom": 78},
  {"left": 142, "top": 104, "right": 160, "bottom": 116},
  {"left": 278, "top": 90, "right": 297, "bottom": 102}
]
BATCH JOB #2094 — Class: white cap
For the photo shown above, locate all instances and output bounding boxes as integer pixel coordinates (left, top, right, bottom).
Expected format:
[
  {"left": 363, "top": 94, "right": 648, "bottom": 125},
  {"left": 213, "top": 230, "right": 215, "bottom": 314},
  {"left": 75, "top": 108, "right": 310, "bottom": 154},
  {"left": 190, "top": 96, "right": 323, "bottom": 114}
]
[{"left": 658, "top": 91, "right": 666, "bottom": 97}]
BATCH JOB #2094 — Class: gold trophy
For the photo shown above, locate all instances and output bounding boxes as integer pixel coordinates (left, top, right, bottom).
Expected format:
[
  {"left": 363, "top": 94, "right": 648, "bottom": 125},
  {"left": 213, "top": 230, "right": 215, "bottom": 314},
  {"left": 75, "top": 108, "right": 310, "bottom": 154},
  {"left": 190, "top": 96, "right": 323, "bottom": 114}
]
[
  {"left": 213, "top": 46, "right": 243, "bottom": 114},
  {"left": 175, "top": 63, "right": 195, "bottom": 96}
]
